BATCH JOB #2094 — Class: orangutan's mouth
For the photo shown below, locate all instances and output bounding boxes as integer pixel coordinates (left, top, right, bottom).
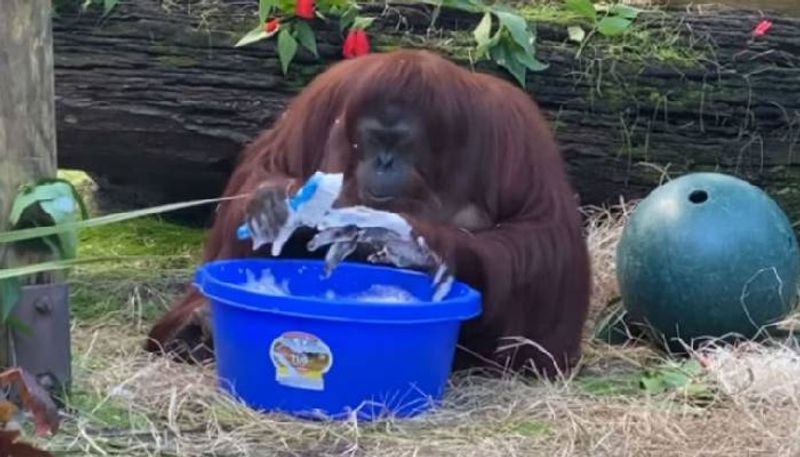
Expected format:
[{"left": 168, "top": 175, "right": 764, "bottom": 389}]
[{"left": 363, "top": 190, "right": 396, "bottom": 204}]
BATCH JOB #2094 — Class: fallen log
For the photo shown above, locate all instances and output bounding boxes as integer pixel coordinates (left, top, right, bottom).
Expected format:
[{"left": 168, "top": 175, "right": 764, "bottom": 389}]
[{"left": 52, "top": 1, "right": 800, "bottom": 224}]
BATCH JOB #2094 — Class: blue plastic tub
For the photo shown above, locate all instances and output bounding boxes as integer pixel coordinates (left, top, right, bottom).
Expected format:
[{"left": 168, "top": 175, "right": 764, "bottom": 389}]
[{"left": 195, "top": 258, "right": 482, "bottom": 421}]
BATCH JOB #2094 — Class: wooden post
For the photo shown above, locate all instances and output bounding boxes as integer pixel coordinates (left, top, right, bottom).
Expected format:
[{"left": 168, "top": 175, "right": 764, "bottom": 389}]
[
  {"left": 0, "top": 0, "right": 69, "bottom": 393},
  {"left": 0, "top": 1, "right": 58, "bottom": 233}
]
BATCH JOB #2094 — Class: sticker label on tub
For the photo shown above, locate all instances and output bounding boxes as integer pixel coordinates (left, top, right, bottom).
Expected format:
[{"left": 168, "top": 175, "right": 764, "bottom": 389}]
[{"left": 269, "top": 331, "right": 333, "bottom": 391}]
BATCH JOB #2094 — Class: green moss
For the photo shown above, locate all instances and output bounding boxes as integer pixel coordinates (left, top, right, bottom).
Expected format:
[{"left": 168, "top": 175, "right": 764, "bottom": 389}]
[
  {"left": 591, "top": 20, "right": 708, "bottom": 69},
  {"left": 55, "top": 169, "right": 205, "bottom": 320},
  {"left": 518, "top": 2, "right": 582, "bottom": 24},
  {"left": 69, "top": 222, "right": 201, "bottom": 321},
  {"left": 71, "top": 217, "right": 203, "bottom": 320},
  {"left": 78, "top": 217, "right": 205, "bottom": 259}
]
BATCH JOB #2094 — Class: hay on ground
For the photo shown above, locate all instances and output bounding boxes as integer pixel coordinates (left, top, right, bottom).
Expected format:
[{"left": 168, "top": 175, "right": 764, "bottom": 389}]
[{"left": 35, "top": 203, "right": 800, "bottom": 456}]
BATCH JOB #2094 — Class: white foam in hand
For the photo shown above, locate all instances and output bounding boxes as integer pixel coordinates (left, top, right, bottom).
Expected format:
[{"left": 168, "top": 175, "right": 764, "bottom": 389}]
[
  {"left": 245, "top": 171, "right": 451, "bottom": 301},
  {"left": 259, "top": 172, "right": 415, "bottom": 255},
  {"left": 317, "top": 206, "right": 413, "bottom": 239},
  {"left": 268, "top": 172, "right": 345, "bottom": 256}
]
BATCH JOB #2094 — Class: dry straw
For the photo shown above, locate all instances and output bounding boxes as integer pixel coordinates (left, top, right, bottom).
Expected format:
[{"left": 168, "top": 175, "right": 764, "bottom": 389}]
[{"left": 35, "top": 202, "right": 800, "bottom": 456}]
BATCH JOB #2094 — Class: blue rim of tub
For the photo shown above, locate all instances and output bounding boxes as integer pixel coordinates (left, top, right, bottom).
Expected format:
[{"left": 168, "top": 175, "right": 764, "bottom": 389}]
[{"left": 195, "top": 258, "right": 483, "bottom": 325}]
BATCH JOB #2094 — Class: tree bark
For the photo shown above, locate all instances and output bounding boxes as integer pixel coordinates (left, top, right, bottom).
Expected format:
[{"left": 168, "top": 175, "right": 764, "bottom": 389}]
[
  {"left": 1, "top": 0, "right": 58, "bottom": 235},
  {"left": 52, "top": 1, "right": 800, "bottom": 223},
  {"left": 0, "top": 0, "right": 60, "bottom": 367}
]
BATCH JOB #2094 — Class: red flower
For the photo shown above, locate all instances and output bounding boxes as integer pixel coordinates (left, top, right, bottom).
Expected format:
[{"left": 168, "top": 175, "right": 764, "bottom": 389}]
[
  {"left": 343, "top": 29, "right": 370, "bottom": 59},
  {"left": 296, "top": 0, "right": 315, "bottom": 19},
  {"left": 264, "top": 18, "right": 280, "bottom": 33},
  {"left": 753, "top": 19, "right": 773, "bottom": 37}
]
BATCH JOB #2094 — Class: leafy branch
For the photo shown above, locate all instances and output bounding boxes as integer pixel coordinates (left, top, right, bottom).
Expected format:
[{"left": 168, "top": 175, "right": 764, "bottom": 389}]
[
  {"left": 65, "top": 0, "right": 643, "bottom": 88},
  {"left": 0, "top": 179, "right": 87, "bottom": 330},
  {"left": 235, "top": 0, "right": 375, "bottom": 74},
  {"left": 565, "top": 0, "right": 641, "bottom": 46},
  {"left": 0, "top": 183, "right": 238, "bottom": 330},
  {"left": 423, "top": 0, "right": 547, "bottom": 87}
]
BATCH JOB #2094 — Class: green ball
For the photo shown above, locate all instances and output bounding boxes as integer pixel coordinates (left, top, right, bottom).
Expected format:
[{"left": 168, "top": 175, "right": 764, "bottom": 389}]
[{"left": 616, "top": 172, "right": 800, "bottom": 349}]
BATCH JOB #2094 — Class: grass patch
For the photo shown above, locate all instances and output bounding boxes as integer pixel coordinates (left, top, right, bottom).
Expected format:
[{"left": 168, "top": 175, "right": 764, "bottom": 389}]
[
  {"left": 56, "top": 169, "right": 203, "bottom": 321},
  {"left": 78, "top": 217, "right": 205, "bottom": 261},
  {"left": 69, "top": 216, "right": 201, "bottom": 320},
  {"left": 575, "top": 371, "right": 644, "bottom": 397},
  {"left": 517, "top": 1, "right": 585, "bottom": 24},
  {"left": 63, "top": 387, "right": 153, "bottom": 431},
  {"left": 69, "top": 267, "right": 190, "bottom": 321}
]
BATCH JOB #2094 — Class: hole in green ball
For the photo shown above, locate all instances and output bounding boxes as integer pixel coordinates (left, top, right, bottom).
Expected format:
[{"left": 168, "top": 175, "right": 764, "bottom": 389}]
[{"left": 688, "top": 190, "right": 708, "bottom": 204}]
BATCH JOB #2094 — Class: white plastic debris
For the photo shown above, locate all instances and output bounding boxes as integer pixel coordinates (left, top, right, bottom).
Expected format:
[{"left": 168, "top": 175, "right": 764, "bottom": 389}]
[
  {"left": 238, "top": 171, "right": 414, "bottom": 253},
  {"left": 237, "top": 171, "right": 451, "bottom": 301}
]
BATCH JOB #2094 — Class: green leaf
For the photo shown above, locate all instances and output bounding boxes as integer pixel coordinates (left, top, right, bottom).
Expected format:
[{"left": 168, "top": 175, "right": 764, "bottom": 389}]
[
  {"left": 277, "top": 27, "right": 298, "bottom": 74},
  {"left": 515, "top": 46, "right": 549, "bottom": 72},
  {"left": 567, "top": 25, "right": 586, "bottom": 43},
  {"left": 319, "top": 0, "right": 352, "bottom": 9},
  {"left": 677, "top": 359, "right": 703, "bottom": 377},
  {"left": 0, "top": 279, "right": 21, "bottom": 324},
  {"left": 577, "top": 373, "right": 642, "bottom": 397},
  {"left": 609, "top": 4, "right": 641, "bottom": 20},
  {"left": 473, "top": 12, "right": 493, "bottom": 47},
  {"left": 41, "top": 202, "right": 79, "bottom": 259},
  {"left": 490, "top": 39, "right": 527, "bottom": 87},
  {"left": 659, "top": 369, "right": 692, "bottom": 389},
  {"left": 338, "top": 6, "right": 359, "bottom": 32},
  {"left": 259, "top": 0, "right": 278, "bottom": 24},
  {"left": 495, "top": 11, "right": 535, "bottom": 56},
  {"left": 683, "top": 382, "right": 713, "bottom": 399},
  {"left": 0, "top": 195, "right": 237, "bottom": 245},
  {"left": 9, "top": 180, "right": 83, "bottom": 260},
  {"left": 293, "top": 21, "right": 318, "bottom": 57},
  {"left": 478, "top": 30, "right": 503, "bottom": 61},
  {"left": 351, "top": 16, "right": 376, "bottom": 30},
  {"left": 473, "top": 12, "right": 496, "bottom": 59},
  {"left": 103, "top": 0, "right": 118, "bottom": 15},
  {"left": 38, "top": 193, "right": 77, "bottom": 225},
  {"left": 639, "top": 375, "right": 665, "bottom": 395},
  {"left": 10, "top": 182, "right": 76, "bottom": 226},
  {"left": 275, "top": 0, "right": 295, "bottom": 10},
  {"left": 235, "top": 24, "right": 273, "bottom": 48},
  {"left": 419, "top": 0, "right": 486, "bottom": 13},
  {"left": 38, "top": 178, "right": 89, "bottom": 220},
  {"left": 597, "top": 16, "right": 632, "bottom": 36},
  {"left": 639, "top": 360, "right": 707, "bottom": 396},
  {"left": 496, "top": 30, "right": 548, "bottom": 76},
  {"left": 565, "top": 0, "right": 597, "bottom": 22}
]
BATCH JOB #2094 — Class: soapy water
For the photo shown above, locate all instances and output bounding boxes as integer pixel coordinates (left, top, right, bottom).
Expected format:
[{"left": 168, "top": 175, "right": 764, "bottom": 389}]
[
  {"left": 239, "top": 171, "right": 454, "bottom": 301},
  {"left": 244, "top": 270, "right": 290, "bottom": 296},
  {"left": 243, "top": 270, "right": 421, "bottom": 304}
]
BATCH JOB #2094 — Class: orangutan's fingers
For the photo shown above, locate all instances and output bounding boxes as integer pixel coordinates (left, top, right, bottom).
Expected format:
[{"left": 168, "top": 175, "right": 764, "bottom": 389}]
[
  {"left": 307, "top": 225, "right": 360, "bottom": 251},
  {"left": 323, "top": 240, "right": 359, "bottom": 276}
]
